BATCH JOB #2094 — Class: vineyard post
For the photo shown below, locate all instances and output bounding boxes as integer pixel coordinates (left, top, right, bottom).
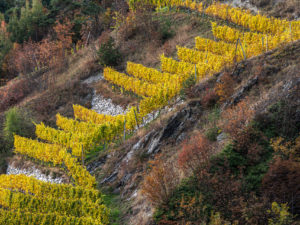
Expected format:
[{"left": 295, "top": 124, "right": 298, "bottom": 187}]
[
  {"left": 266, "top": 35, "right": 268, "bottom": 51},
  {"left": 234, "top": 38, "right": 239, "bottom": 63},
  {"left": 123, "top": 118, "right": 126, "bottom": 142},
  {"left": 194, "top": 64, "right": 197, "bottom": 82},
  {"left": 238, "top": 38, "right": 246, "bottom": 60},
  {"left": 262, "top": 37, "right": 264, "bottom": 52},
  {"left": 134, "top": 108, "right": 139, "bottom": 128}
]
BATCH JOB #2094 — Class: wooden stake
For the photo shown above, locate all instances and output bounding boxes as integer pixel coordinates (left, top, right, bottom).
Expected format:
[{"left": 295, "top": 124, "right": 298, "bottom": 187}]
[
  {"left": 194, "top": 64, "right": 197, "bottom": 82},
  {"left": 234, "top": 38, "right": 239, "bottom": 63},
  {"left": 238, "top": 38, "right": 246, "bottom": 60},
  {"left": 123, "top": 119, "right": 126, "bottom": 142},
  {"left": 134, "top": 108, "right": 139, "bottom": 128}
]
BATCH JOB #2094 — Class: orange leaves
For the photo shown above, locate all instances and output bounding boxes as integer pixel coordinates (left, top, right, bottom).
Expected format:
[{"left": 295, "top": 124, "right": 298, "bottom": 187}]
[
  {"left": 178, "top": 133, "right": 211, "bottom": 174},
  {"left": 53, "top": 19, "right": 74, "bottom": 52},
  {"left": 220, "top": 99, "right": 255, "bottom": 140},
  {"left": 7, "top": 19, "right": 74, "bottom": 75},
  {"left": 215, "top": 72, "right": 236, "bottom": 103},
  {"left": 142, "top": 156, "right": 179, "bottom": 207}
]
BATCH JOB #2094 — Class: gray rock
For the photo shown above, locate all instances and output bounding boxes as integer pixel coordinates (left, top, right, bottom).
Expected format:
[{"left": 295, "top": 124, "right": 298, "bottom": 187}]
[{"left": 6, "top": 164, "right": 64, "bottom": 184}]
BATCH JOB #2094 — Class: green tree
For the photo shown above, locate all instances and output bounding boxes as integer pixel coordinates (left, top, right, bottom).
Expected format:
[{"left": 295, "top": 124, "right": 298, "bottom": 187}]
[
  {"left": 3, "top": 107, "right": 35, "bottom": 147},
  {"left": 97, "top": 37, "right": 121, "bottom": 67},
  {"left": 8, "top": 0, "right": 50, "bottom": 43}
]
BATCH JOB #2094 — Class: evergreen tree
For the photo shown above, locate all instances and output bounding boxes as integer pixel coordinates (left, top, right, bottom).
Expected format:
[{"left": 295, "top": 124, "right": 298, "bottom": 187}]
[{"left": 8, "top": 0, "right": 50, "bottom": 43}]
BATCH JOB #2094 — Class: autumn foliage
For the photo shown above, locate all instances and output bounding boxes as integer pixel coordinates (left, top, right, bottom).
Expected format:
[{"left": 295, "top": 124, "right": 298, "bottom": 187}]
[
  {"left": 8, "top": 20, "right": 74, "bottom": 76},
  {"left": 0, "top": 78, "right": 33, "bottom": 112},
  {"left": 178, "top": 133, "right": 211, "bottom": 174},
  {"left": 220, "top": 99, "right": 255, "bottom": 140},
  {"left": 215, "top": 72, "right": 236, "bottom": 103},
  {"left": 262, "top": 157, "right": 300, "bottom": 215},
  {"left": 142, "top": 156, "right": 179, "bottom": 207}
]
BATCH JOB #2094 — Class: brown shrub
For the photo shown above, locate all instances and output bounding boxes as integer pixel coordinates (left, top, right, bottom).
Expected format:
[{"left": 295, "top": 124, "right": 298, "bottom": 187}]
[
  {"left": 0, "top": 78, "right": 33, "bottom": 112},
  {"left": 262, "top": 158, "right": 300, "bottom": 215},
  {"left": 201, "top": 88, "right": 219, "bottom": 108},
  {"left": 178, "top": 133, "right": 211, "bottom": 174},
  {"left": 208, "top": 171, "right": 245, "bottom": 223},
  {"left": 220, "top": 99, "right": 255, "bottom": 141},
  {"left": 239, "top": 194, "right": 270, "bottom": 224},
  {"left": 7, "top": 20, "right": 74, "bottom": 76},
  {"left": 215, "top": 72, "right": 236, "bottom": 103},
  {"left": 117, "top": 6, "right": 160, "bottom": 44},
  {"left": 141, "top": 156, "right": 179, "bottom": 207}
]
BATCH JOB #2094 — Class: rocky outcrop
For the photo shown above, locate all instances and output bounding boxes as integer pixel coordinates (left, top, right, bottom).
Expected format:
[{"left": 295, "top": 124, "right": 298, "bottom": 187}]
[{"left": 100, "top": 99, "right": 202, "bottom": 183}]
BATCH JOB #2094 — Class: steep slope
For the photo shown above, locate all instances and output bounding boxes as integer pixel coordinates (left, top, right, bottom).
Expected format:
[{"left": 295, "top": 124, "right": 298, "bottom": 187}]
[
  {"left": 94, "top": 40, "right": 300, "bottom": 224},
  {"left": 0, "top": 1, "right": 299, "bottom": 224}
]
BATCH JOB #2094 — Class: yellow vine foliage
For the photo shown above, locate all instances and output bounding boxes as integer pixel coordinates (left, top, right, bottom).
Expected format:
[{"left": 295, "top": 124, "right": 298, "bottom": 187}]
[
  {"left": 73, "top": 105, "right": 141, "bottom": 131},
  {"left": 56, "top": 113, "right": 100, "bottom": 133},
  {"left": 126, "top": 61, "right": 184, "bottom": 84},
  {"left": 161, "top": 55, "right": 220, "bottom": 80},
  {"left": 35, "top": 122, "right": 90, "bottom": 157},
  {"left": 0, "top": 174, "right": 102, "bottom": 203},
  {"left": 206, "top": 3, "right": 300, "bottom": 39},
  {"left": 176, "top": 46, "right": 231, "bottom": 70},
  {"left": 14, "top": 135, "right": 66, "bottom": 165},
  {"left": 161, "top": 54, "right": 195, "bottom": 76},
  {"left": 56, "top": 113, "right": 126, "bottom": 144},
  {"left": 211, "top": 22, "right": 291, "bottom": 56},
  {"left": 0, "top": 209, "right": 101, "bottom": 225},
  {"left": 194, "top": 37, "right": 245, "bottom": 61},
  {"left": 104, "top": 67, "right": 167, "bottom": 97},
  {"left": 14, "top": 135, "right": 96, "bottom": 189},
  {"left": 63, "top": 153, "right": 96, "bottom": 189},
  {"left": 0, "top": 187, "right": 109, "bottom": 223},
  {"left": 139, "top": 94, "right": 168, "bottom": 118},
  {"left": 73, "top": 104, "right": 125, "bottom": 125}
]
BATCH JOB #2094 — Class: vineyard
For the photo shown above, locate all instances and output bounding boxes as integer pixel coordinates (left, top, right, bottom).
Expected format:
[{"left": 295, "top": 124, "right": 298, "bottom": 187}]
[{"left": 0, "top": 1, "right": 299, "bottom": 224}]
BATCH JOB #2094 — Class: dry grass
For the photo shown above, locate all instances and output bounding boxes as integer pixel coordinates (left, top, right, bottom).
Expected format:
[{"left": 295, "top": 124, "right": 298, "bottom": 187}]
[
  {"left": 119, "top": 12, "right": 214, "bottom": 69},
  {"left": 250, "top": 0, "right": 300, "bottom": 19},
  {"left": 54, "top": 47, "right": 99, "bottom": 86}
]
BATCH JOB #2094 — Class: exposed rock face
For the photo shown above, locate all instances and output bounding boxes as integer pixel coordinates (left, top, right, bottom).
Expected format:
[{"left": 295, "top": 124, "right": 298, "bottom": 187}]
[
  {"left": 96, "top": 100, "right": 202, "bottom": 224},
  {"left": 93, "top": 41, "right": 300, "bottom": 225}
]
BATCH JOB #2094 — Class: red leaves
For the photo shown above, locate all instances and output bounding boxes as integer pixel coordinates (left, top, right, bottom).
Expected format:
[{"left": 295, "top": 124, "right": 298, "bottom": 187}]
[
  {"left": 142, "top": 156, "right": 179, "bottom": 207},
  {"left": 0, "top": 78, "right": 32, "bottom": 112},
  {"left": 262, "top": 157, "right": 300, "bottom": 215},
  {"left": 215, "top": 72, "right": 236, "bottom": 103},
  {"left": 53, "top": 19, "right": 74, "bottom": 52},
  {"left": 220, "top": 99, "right": 255, "bottom": 141},
  {"left": 7, "top": 20, "right": 74, "bottom": 76},
  {"left": 178, "top": 134, "right": 211, "bottom": 174}
]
